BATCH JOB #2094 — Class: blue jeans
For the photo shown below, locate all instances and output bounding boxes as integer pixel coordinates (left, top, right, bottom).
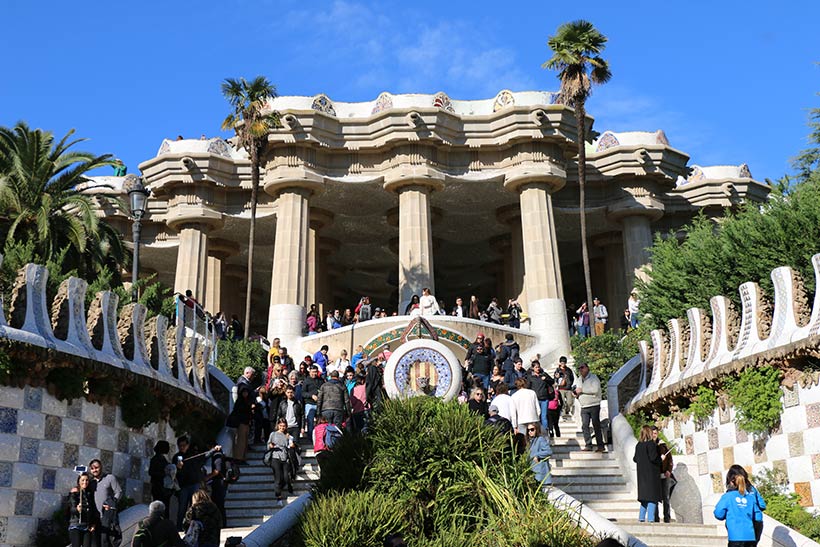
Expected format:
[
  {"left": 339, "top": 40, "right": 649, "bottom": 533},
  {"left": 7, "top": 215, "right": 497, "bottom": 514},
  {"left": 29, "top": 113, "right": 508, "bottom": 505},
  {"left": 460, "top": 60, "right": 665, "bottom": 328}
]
[
  {"left": 473, "top": 373, "right": 490, "bottom": 391},
  {"left": 630, "top": 313, "right": 639, "bottom": 328},
  {"left": 538, "top": 399, "right": 549, "bottom": 431},
  {"left": 305, "top": 403, "right": 317, "bottom": 439},
  {"left": 177, "top": 483, "right": 199, "bottom": 530},
  {"left": 639, "top": 501, "right": 657, "bottom": 522},
  {"left": 578, "top": 325, "right": 590, "bottom": 338}
]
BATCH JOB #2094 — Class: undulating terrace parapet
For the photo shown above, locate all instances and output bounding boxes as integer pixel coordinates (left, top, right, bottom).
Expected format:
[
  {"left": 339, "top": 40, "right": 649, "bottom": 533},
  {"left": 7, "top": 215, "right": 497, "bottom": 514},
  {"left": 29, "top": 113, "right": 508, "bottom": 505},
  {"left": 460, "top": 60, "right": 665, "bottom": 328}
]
[
  {"left": 0, "top": 255, "right": 221, "bottom": 414},
  {"left": 625, "top": 254, "right": 820, "bottom": 414}
]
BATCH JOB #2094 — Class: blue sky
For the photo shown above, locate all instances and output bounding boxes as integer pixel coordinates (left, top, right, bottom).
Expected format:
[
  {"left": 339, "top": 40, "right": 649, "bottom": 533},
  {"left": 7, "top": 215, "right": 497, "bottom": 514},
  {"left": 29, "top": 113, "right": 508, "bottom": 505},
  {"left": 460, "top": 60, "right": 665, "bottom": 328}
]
[{"left": 2, "top": 0, "right": 818, "bottom": 182}]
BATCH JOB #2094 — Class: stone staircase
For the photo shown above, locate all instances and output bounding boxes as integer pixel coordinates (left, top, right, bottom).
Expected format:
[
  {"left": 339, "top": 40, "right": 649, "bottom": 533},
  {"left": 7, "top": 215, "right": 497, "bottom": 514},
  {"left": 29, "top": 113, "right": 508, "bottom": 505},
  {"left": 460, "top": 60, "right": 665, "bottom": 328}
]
[
  {"left": 551, "top": 420, "right": 727, "bottom": 547},
  {"left": 220, "top": 439, "right": 318, "bottom": 542}
]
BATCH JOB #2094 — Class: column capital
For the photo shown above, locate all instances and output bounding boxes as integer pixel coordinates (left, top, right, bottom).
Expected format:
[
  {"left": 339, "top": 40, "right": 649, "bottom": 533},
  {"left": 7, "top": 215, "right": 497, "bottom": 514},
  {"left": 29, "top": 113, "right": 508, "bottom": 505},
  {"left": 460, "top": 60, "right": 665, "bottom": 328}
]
[
  {"left": 263, "top": 167, "right": 324, "bottom": 199},
  {"left": 503, "top": 167, "right": 565, "bottom": 195},
  {"left": 166, "top": 208, "right": 223, "bottom": 232},
  {"left": 383, "top": 170, "right": 445, "bottom": 194},
  {"left": 607, "top": 187, "right": 664, "bottom": 222}
]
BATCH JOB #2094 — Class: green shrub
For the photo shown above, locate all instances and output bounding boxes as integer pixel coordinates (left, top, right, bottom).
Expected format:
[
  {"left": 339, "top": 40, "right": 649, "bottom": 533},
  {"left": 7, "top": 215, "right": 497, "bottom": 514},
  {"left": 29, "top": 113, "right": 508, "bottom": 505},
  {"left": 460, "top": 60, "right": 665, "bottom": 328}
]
[
  {"left": 216, "top": 339, "right": 267, "bottom": 382},
  {"left": 687, "top": 385, "right": 718, "bottom": 421},
  {"left": 120, "top": 384, "right": 161, "bottom": 429},
  {"left": 295, "top": 489, "right": 415, "bottom": 547},
  {"left": 725, "top": 366, "right": 782, "bottom": 434},
  {"left": 315, "top": 429, "right": 372, "bottom": 494},
  {"left": 753, "top": 467, "right": 820, "bottom": 541},
  {"left": 35, "top": 505, "right": 69, "bottom": 547},
  {"left": 571, "top": 323, "right": 652, "bottom": 398}
]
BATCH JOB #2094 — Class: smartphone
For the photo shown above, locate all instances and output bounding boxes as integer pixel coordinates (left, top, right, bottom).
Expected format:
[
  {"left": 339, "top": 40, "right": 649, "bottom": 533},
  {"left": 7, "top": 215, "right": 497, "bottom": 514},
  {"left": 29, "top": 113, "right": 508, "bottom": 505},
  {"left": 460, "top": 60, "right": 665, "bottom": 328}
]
[{"left": 73, "top": 465, "right": 87, "bottom": 473}]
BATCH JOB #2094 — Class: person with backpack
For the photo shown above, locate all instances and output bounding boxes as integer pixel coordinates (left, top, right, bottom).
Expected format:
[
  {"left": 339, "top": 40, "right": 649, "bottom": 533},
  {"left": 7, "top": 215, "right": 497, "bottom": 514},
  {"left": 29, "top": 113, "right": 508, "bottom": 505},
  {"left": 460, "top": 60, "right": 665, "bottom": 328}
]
[
  {"left": 204, "top": 445, "right": 228, "bottom": 529},
  {"left": 148, "top": 441, "right": 172, "bottom": 518},
  {"left": 496, "top": 333, "right": 520, "bottom": 375},
  {"left": 131, "top": 501, "right": 183, "bottom": 547},
  {"left": 266, "top": 419, "right": 295, "bottom": 500},
  {"left": 183, "top": 490, "right": 221, "bottom": 547},
  {"left": 528, "top": 360, "right": 555, "bottom": 434},
  {"left": 317, "top": 370, "right": 350, "bottom": 427},
  {"left": 547, "top": 381, "right": 562, "bottom": 438}
]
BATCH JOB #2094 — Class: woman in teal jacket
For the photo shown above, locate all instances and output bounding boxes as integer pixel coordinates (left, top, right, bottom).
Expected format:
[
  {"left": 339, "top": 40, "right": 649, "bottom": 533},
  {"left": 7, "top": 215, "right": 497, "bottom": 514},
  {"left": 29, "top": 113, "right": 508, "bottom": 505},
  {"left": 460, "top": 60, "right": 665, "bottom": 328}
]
[
  {"left": 527, "top": 423, "right": 552, "bottom": 486},
  {"left": 714, "top": 466, "right": 762, "bottom": 547}
]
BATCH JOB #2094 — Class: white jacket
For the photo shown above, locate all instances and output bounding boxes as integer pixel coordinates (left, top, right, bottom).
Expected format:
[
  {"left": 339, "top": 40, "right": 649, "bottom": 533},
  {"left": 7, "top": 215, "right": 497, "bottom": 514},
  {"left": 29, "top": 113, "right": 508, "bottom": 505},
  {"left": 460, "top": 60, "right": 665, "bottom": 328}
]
[
  {"left": 510, "top": 388, "right": 540, "bottom": 430},
  {"left": 490, "top": 393, "right": 513, "bottom": 423}
]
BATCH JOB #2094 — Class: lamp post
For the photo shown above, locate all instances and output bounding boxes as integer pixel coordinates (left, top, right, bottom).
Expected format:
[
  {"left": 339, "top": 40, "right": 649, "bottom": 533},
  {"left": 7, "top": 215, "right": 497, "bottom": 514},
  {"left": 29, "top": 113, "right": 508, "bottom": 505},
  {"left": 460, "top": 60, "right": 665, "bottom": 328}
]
[{"left": 126, "top": 174, "right": 151, "bottom": 303}]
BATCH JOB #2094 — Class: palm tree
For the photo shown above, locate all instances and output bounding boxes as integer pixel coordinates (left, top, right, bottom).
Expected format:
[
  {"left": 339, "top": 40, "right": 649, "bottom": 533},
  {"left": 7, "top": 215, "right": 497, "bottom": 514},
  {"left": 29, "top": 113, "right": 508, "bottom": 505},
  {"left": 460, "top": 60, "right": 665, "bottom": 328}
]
[
  {"left": 544, "top": 20, "right": 612, "bottom": 335},
  {"left": 221, "top": 76, "right": 280, "bottom": 340},
  {"left": 0, "top": 122, "right": 121, "bottom": 275}
]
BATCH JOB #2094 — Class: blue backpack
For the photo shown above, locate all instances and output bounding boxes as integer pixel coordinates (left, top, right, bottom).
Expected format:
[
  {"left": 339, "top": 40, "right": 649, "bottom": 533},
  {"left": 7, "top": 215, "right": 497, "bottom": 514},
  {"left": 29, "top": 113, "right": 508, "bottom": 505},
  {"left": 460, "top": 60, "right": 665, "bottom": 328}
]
[{"left": 324, "top": 425, "right": 343, "bottom": 449}]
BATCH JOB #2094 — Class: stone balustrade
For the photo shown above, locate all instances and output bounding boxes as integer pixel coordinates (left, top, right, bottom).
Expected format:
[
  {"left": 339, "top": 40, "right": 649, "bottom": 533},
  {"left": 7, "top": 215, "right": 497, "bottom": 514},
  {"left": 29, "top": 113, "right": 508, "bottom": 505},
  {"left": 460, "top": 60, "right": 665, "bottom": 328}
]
[
  {"left": 0, "top": 255, "right": 222, "bottom": 412},
  {"left": 623, "top": 253, "right": 820, "bottom": 413}
]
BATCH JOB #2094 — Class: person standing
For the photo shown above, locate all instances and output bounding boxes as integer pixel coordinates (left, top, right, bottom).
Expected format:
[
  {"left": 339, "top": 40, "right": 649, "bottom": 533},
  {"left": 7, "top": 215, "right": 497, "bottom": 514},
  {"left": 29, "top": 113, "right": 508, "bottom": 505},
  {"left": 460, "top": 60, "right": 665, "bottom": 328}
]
[
  {"left": 452, "top": 297, "right": 467, "bottom": 317},
  {"left": 183, "top": 490, "right": 222, "bottom": 547},
  {"left": 277, "top": 385, "right": 304, "bottom": 439},
  {"left": 714, "top": 466, "right": 761, "bottom": 546},
  {"left": 574, "top": 363, "right": 605, "bottom": 452},
  {"left": 148, "top": 441, "right": 172, "bottom": 518},
  {"left": 317, "top": 370, "right": 350, "bottom": 427},
  {"left": 132, "top": 501, "right": 183, "bottom": 547},
  {"left": 527, "top": 423, "right": 553, "bottom": 487},
  {"left": 528, "top": 360, "right": 554, "bottom": 433},
  {"left": 510, "top": 377, "right": 540, "bottom": 434},
  {"left": 267, "top": 419, "right": 296, "bottom": 500},
  {"left": 88, "top": 458, "right": 121, "bottom": 547},
  {"left": 506, "top": 299, "right": 522, "bottom": 329},
  {"left": 652, "top": 426, "right": 674, "bottom": 523},
  {"left": 628, "top": 291, "right": 641, "bottom": 329},
  {"left": 554, "top": 357, "right": 575, "bottom": 421},
  {"left": 592, "top": 297, "right": 608, "bottom": 336},
  {"left": 420, "top": 287, "right": 441, "bottom": 316},
  {"left": 302, "top": 365, "right": 324, "bottom": 440},
  {"left": 365, "top": 355, "right": 386, "bottom": 412},
  {"left": 505, "top": 357, "right": 527, "bottom": 393},
  {"left": 485, "top": 297, "right": 503, "bottom": 324},
  {"left": 633, "top": 426, "right": 662, "bottom": 523},
  {"left": 468, "top": 343, "right": 493, "bottom": 391},
  {"left": 69, "top": 472, "right": 99, "bottom": 547},
  {"left": 312, "top": 345, "right": 330, "bottom": 376},
  {"left": 576, "top": 303, "right": 590, "bottom": 338},
  {"left": 204, "top": 444, "right": 228, "bottom": 528},
  {"left": 172, "top": 436, "right": 200, "bottom": 531}
]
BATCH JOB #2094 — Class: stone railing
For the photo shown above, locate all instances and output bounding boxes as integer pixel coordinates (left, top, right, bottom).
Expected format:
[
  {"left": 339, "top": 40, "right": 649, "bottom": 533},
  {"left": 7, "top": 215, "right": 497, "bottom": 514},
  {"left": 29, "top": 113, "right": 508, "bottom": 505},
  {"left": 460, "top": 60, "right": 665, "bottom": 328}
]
[
  {"left": 0, "top": 255, "right": 223, "bottom": 412},
  {"left": 619, "top": 253, "right": 820, "bottom": 414}
]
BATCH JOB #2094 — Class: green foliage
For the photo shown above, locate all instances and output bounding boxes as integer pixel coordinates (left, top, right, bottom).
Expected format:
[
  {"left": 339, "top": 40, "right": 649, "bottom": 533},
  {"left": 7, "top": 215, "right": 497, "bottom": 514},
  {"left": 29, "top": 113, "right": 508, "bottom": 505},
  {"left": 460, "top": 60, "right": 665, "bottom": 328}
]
[
  {"left": 571, "top": 323, "right": 651, "bottom": 397},
  {"left": 0, "top": 239, "right": 74, "bottom": 307},
  {"left": 724, "top": 366, "right": 783, "bottom": 434},
  {"left": 302, "top": 397, "right": 595, "bottom": 546},
  {"left": 35, "top": 505, "right": 69, "bottom": 547},
  {"left": 216, "top": 339, "right": 267, "bottom": 382},
  {"left": 169, "top": 406, "right": 223, "bottom": 447},
  {"left": 45, "top": 367, "right": 85, "bottom": 401},
  {"left": 295, "top": 489, "right": 415, "bottom": 547},
  {"left": 315, "top": 429, "right": 372, "bottom": 494},
  {"left": 120, "top": 384, "right": 161, "bottom": 429},
  {"left": 637, "top": 177, "right": 820, "bottom": 330},
  {"left": 753, "top": 467, "right": 820, "bottom": 542},
  {"left": 0, "top": 345, "right": 26, "bottom": 382},
  {"left": 623, "top": 410, "right": 676, "bottom": 451},
  {"left": 687, "top": 385, "right": 718, "bottom": 422}
]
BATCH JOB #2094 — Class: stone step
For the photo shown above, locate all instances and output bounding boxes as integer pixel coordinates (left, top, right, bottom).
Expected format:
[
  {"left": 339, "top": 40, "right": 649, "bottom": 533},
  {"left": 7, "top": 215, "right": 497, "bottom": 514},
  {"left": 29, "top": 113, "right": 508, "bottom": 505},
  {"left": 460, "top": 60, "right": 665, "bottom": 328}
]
[
  {"left": 551, "top": 467, "right": 623, "bottom": 476},
  {"left": 558, "top": 483, "right": 631, "bottom": 495},
  {"left": 558, "top": 490, "right": 633, "bottom": 501},
  {"left": 551, "top": 458, "right": 620, "bottom": 469},
  {"left": 621, "top": 522, "right": 724, "bottom": 537},
  {"left": 238, "top": 463, "right": 318, "bottom": 476},
  {"left": 551, "top": 451, "right": 614, "bottom": 461},
  {"left": 220, "top": 526, "right": 257, "bottom": 544},
  {"left": 231, "top": 475, "right": 319, "bottom": 491},
  {"left": 225, "top": 496, "right": 300, "bottom": 517},
  {"left": 551, "top": 475, "right": 626, "bottom": 486},
  {"left": 226, "top": 493, "right": 310, "bottom": 508}
]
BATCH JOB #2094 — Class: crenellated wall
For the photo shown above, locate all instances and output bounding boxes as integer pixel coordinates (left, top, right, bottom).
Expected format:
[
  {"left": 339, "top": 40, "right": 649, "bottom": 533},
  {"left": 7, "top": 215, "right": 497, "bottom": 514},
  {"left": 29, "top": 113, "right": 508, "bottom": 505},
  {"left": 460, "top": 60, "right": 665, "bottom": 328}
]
[{"left": 609, "top": 253, "right": 820, "bottom": 512}]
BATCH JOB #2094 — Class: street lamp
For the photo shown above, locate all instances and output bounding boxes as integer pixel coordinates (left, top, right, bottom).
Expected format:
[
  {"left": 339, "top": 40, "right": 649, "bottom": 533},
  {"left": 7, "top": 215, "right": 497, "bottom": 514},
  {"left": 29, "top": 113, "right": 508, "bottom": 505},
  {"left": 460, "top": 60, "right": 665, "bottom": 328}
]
[{"left": 126, "top": 174, "right": 151, "bottom": 302}]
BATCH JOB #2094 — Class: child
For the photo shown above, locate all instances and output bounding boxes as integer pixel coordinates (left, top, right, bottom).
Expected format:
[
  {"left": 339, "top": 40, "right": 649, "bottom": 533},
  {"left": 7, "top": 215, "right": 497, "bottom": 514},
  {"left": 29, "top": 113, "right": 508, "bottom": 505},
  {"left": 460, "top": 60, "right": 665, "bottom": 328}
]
[{"left": 714, "top": 466, "right": 761, "bottom": 546}]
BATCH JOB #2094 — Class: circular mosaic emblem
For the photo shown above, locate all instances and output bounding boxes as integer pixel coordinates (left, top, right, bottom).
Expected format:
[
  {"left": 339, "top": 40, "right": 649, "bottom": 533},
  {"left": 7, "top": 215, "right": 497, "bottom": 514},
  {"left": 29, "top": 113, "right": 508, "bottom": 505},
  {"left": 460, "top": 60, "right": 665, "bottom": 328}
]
[{"left": 384, "top": 340, "right": 462, "bottom": 402}]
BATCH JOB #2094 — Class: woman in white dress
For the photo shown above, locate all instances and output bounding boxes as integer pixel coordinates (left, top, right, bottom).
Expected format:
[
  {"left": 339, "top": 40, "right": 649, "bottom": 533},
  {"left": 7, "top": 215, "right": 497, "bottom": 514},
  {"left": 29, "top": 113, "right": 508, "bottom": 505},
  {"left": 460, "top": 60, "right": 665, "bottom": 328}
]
[{"left": 419, "top": 287, "right": 440, "bottom": 316}]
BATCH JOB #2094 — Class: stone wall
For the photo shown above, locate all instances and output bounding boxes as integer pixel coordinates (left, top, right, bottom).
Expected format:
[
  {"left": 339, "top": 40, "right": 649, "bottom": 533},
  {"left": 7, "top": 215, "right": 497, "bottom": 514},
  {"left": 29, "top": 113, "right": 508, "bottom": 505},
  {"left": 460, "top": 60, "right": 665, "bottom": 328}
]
[{"left": 0, "top": 384, "right": 180, "bottom": 546}]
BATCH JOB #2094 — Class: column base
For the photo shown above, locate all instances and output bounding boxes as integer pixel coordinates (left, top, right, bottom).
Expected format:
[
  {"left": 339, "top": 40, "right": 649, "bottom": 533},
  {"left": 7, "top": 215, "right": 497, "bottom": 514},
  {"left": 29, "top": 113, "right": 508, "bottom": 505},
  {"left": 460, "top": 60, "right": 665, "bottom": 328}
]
[
  {"left": 527, "top": 297, "right": 571, "bottom": 361},
  {"left": 267, "top": 303, "right": 306, "bottom": 348}
]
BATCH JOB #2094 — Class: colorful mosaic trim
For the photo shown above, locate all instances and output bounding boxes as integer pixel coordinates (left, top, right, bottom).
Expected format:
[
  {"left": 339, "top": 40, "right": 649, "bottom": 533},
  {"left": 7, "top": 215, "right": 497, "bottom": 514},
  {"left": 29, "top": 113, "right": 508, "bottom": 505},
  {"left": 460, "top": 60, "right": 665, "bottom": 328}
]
[
  {"left": 311, "top": 94, "right": 336, "bottom": 116},
  {"left": 433, "top": 92, "right": 455, "bottom": 113},
  {"left": 596, "top": 131, "right": 620, "bottom": 152},
  {"left": 364, "top": 326, "right": 471, "bottom": 355},
  {"left": 493, "top": 90, "right": 515, "bottom": 112},
  {"left": 371, "top": 92, "right": 394, "bottom": 115}
]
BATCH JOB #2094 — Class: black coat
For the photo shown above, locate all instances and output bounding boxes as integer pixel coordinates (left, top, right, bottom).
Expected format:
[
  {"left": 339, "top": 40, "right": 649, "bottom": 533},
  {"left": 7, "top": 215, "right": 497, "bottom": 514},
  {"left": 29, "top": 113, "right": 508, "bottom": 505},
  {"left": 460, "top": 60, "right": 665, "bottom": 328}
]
[{"left": 633, "top": 440, "right": 662, "bottom": 502}]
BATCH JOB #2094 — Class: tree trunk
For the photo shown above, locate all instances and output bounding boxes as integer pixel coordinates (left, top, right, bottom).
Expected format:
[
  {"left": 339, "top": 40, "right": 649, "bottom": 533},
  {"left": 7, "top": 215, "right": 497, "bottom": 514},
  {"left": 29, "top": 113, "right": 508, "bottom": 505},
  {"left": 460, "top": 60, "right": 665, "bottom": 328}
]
[
  {"left": 576, "top": 103, "right": 595, "bottom": 336},
  {"left": 243, "top": 143, "right": 259, "bottom": 341}
]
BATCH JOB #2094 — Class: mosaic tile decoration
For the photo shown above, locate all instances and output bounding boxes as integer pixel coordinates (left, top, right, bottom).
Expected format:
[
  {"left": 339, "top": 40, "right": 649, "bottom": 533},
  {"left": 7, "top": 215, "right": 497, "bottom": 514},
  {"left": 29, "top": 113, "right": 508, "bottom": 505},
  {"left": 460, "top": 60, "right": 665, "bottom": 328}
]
[
  {"left": 394, "top": 347, "right": 454, "bottom": 398},
  {"left": 432, "top": 92, "right": 455, "bottom": 113},
  {"left": 493, "top": 90, "right": 515, "bottom": 112},
  {"left": 311, "top": 94, "right": 336, "bottom": 116},
  {"left": 595, "top": 131, "right": 620, "bottom": 152},
  {"left": 364, "top": 327, "right": 471, "bottom": 356},
  {"left": 371, "top": 92, "right": 394, "bottom": 115}
]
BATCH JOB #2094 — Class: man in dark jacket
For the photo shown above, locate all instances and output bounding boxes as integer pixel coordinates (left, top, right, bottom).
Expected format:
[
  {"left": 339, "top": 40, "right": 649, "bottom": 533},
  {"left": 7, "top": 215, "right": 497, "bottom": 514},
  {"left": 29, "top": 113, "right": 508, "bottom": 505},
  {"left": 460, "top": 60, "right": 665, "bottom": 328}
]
[
  {"left": 652, "top": 426, "right": 674, "bottom": 523},
  {"left": 302, "top": 365, "right": 324, "bottom": 440},
  {"left": 485, "top": 404, "right": 513, "bottom": 435},
  {"left": 132, "top": 501, "right": 183, "bottom": 547},
  {"left": 89, "top": 459, "right": 122, "bottom": 547},
  {"left": 365, "top": 356, "right": 385, "bottom": 411},
  {"left": 504, "top": 358, "right": 527, "bottom": 393},
  {"left": 528, "top": 360, "right": 554, "bottom": 432},
  {"left": 317, "top": 370, "right": 350, "bottom": 427},
  {"left": 496, "top": 333, "right": 520, "bottom": 374},
  {"left": 172, "top": 437, "right": 222, "bottom": 531},
  {"left": 468, "top": 343, "right": 493, "bottom": 390},
  {"left": 277, "top": 385, "right": 304, "bottom": 439},
  {"left": 464, "top": 333, "right": 485, "bottom": 369}
]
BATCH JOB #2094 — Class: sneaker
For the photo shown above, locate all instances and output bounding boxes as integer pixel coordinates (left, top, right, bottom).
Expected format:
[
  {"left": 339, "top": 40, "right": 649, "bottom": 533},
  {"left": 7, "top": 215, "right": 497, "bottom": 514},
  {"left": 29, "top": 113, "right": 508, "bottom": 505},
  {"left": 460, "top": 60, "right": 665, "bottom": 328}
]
[
  {"left": 582, "top": 446, "right": 594, "bottom": 452},
  {"left": 595, "top": 447, "right": 606, "bottom": 453}
]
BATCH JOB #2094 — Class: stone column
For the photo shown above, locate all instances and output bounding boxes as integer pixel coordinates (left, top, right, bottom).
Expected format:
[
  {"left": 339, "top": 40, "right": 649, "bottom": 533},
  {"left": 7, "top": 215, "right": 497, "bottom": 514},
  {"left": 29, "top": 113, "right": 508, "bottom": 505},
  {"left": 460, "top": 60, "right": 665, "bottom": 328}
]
[
  {"left": 621, "top": 214, "right": 654, "bottom": 289},
  {"left": 496, "top": 206, "right": 528, "bottom": 307},
  {"left": 317, "top": 237, "right": 340, "bottom": 314},
  {"left": 267, "top": 188, "right": 311, "bottom": 342},
  {"left": 594, "top": 233, "right": 628, "bottom": 322},
  {"left": 173, "top": 223, "right": 211, "bottom": 300},
  {"left": 384, "top": 177, "right": 443, "bottom": 314},
  {"left": 505, "top": 173, "right": 568, "bottom": 350},
  {"left": 204, "top": 239, "right": 239, "bottom": 314},
  {"left": 223, "top": 264, "right": 247, "bottom": 321},
  {"left": 308, "top": 209, "right": 335, "bottom": 312}
]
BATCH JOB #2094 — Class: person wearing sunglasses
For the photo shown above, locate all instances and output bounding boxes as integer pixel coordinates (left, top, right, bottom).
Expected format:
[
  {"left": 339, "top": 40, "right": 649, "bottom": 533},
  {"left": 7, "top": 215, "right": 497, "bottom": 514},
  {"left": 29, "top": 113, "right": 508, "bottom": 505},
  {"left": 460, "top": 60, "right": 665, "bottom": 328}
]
[{"left": 527, "top": 423, "right": 553, "bottom": 487}]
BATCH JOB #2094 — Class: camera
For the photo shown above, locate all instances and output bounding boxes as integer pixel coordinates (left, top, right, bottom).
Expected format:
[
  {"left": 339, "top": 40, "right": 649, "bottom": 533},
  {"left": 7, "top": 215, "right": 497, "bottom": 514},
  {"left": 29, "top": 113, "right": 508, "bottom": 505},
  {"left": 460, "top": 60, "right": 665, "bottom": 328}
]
[{"left": 73, "top": 465, "right": 87, "bottom": 473}]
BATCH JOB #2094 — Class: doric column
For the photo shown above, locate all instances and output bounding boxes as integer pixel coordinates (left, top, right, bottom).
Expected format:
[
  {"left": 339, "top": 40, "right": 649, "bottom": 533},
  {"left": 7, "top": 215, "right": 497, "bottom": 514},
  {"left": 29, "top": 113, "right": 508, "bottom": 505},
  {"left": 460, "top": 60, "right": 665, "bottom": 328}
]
[
  {"left": 264, "top": 170, "right": 323, "bottom": 344},
  {"left": 204, "top": 239, "right": 239, "bottom": 314},
  {"left": 504, "top": 172, "right": 568, "bottom": 348},
  {"left": 173, "top": 224, "right": 211, "bottom": 301},
  {"left": 384, "top": 176, "right": 444, "bottom": 314},
  {"left": 496, "top": 206, "right": 529, "bottom": 307},
  {"left": 308, "top": 208, "right": 335, "bottom": 311},
  {"left": 594, "top": 233, "right": 627, "bottom": 320},
  {"left": 607, "top": 186, "right": 664, "bottom": 292}
]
